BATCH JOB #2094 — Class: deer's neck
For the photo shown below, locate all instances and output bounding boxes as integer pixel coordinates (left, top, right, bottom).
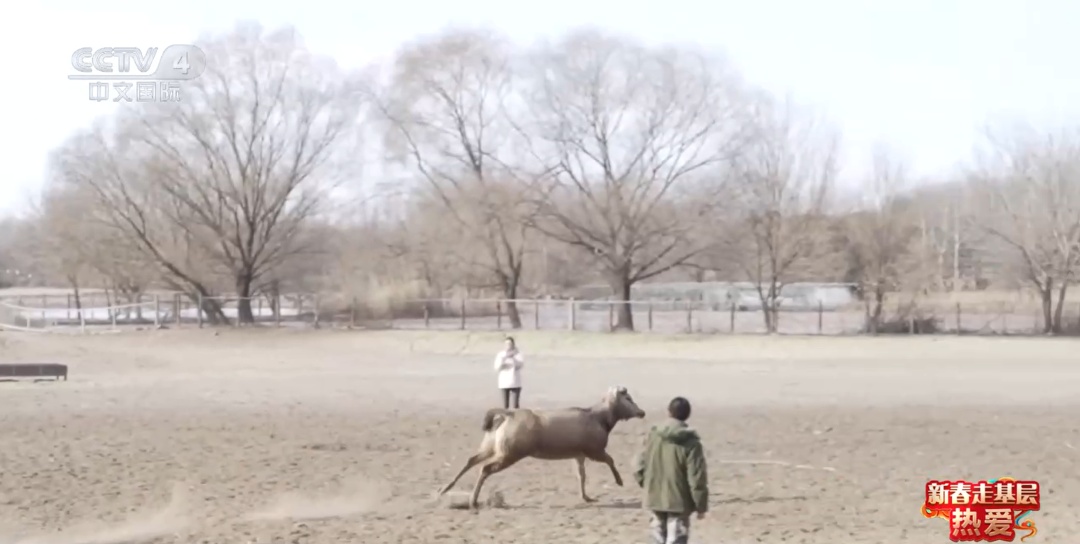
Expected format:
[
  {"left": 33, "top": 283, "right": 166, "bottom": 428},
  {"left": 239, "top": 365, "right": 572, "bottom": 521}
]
[{"left": 590, "top": 404, "right": 618, "bottom": 433}]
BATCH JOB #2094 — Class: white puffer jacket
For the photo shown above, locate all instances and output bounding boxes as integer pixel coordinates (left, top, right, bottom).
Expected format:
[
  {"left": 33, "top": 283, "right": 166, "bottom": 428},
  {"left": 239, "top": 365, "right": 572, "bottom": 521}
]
[{"left": 493, "top": 349, "right": 524, "bottom": 389}]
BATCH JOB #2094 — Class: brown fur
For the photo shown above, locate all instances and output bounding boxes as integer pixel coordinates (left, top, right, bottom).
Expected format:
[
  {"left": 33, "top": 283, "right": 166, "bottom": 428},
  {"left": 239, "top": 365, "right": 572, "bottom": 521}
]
[{"left": 438, "top": 386, "right": 646, "bottom": 510}]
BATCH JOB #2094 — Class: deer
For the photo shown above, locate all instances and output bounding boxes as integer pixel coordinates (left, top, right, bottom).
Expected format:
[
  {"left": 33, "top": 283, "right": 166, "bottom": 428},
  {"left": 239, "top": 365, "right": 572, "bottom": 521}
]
[{"left": 437, "top": 386, "right": 646, "bottom": 510}]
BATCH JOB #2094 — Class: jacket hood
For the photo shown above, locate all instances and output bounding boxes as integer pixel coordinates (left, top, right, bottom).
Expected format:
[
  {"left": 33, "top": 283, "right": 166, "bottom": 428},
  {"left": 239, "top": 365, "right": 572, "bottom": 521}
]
[{"left": 653, "top": 419, "right": 700, "bottom": 445}]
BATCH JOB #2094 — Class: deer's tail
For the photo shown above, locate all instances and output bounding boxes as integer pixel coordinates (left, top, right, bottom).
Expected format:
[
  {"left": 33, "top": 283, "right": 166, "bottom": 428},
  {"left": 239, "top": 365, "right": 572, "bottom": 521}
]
[{"left": 482, "top": 408, "right": 513, "bottom": 432}]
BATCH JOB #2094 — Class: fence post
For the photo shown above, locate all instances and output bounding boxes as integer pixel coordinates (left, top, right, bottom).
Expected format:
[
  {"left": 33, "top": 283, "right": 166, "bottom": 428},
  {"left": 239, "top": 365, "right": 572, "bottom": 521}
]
[
  {"left": 110, "top": 303, "right": 118, "bottom": 329},
  {"left": 956, "top": 302, "right": 962, "bottom": 335},
  {"left": 496, "top": 300, "right": 503, "bottom": 329},
  {"left": 533, "top": 301, "right": 540, "bottom": 330},
  {"left": 568, "top": 298, "right": 576, "bottom": 331},
  {"left": 174, "top": 294, "right": 181, "bottom": 326},
  {"left": 423, "top": 304, "right": 430, "bottom": 328},
  {"left": 685, "top": 301, "right": 692, "bottom": 333},
  {"left": 647, "top": 301, "right": 654, "bottom": 331},
  {"left": 608, "top": 303, "right": 614, "bottom": 332},
  {"left": 313, "top": 296, "right": 320, "bottom": 329},
  {"left": 153, "top": 295, "right": 160, "bottom": 327},
  {"left": 729, "top": 303, "right": 736, "bottom": 333},
  {"left": 196, "top": 293, "right": 204, "bottom": 328},
  {"left": 41, "top": 294, "right": 47, "bottom": 323},
  {"left": 460, "top": 298, "right": 466, "bottom": 330},
  {"left": 66, "top": 294, "right": 71, "bottom": 321},
  {"left": 817, "top": 301, "right": 824, "bottom": 334},
  {"left": 296, "top": 296, "right": 304, "bottom": 321}
]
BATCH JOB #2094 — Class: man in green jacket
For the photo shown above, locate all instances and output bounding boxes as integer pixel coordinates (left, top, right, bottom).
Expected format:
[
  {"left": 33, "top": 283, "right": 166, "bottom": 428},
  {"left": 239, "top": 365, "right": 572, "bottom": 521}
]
[{"left": 633, "top": 397, "right": 709, "bottom": 544}]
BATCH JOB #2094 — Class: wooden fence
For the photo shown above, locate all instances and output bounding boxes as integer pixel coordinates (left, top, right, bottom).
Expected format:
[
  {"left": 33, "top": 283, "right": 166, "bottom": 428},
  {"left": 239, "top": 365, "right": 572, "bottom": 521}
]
[{"left": 0, "top": 292, "right": 1071, "bottom": 335}]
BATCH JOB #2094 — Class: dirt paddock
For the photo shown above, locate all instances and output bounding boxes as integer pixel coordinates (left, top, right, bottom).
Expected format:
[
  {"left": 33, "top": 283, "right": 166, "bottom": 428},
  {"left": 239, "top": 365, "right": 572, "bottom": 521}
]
[{"left": 1, "top": 329, "right": 1078, "bottom": 543}]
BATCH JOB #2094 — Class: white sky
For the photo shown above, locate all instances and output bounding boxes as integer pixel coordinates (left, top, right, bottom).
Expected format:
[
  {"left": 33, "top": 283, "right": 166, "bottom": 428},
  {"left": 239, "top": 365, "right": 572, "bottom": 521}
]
[{"left": 2, "top": 0, "right": 1079, "bottom": 216}]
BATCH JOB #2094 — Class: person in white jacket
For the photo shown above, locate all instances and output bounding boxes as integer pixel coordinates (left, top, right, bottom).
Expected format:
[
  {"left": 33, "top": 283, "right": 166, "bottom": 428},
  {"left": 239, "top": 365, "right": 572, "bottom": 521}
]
[{"left": 494, "top": 336, "right": 525, "bottom": 409}]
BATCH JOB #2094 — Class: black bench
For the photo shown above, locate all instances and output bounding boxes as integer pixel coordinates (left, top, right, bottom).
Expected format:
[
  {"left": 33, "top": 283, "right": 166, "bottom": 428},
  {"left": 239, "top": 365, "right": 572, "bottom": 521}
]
[{"left": 0, "top": 363, "right": 68, "bottom": 381}]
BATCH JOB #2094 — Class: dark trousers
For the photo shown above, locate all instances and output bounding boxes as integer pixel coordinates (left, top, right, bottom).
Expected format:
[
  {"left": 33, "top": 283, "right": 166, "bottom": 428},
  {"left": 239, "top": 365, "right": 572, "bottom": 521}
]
[{"left": 500, "top": 387, "right": 521, "bottom": 409}]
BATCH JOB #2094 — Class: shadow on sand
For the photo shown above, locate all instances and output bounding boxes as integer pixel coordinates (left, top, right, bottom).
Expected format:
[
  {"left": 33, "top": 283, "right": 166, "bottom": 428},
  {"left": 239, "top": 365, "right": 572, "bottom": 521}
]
[{"left": 593, "top": 495, "right": 809, "bottom": 510}]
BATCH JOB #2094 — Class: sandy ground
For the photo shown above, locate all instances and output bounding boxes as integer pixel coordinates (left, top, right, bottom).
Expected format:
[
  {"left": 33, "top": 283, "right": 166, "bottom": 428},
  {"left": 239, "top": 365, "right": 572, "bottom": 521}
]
[{"left": 1, "top": 329, "right": 1078, "bottom": 544}]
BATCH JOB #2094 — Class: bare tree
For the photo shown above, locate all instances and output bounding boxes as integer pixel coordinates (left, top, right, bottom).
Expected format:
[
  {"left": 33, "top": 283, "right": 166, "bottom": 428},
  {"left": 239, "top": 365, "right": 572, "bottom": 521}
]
[
  {"left": 840, "top": 148, "right": 923, "bottom": 333},
  {"left": 521, "top": 30, "right": 746, "bottom": 330},
  {"left": 968, "top": 124, "right": 1080, "bottom": 334},
  {"left": 378, "top": 28, "right": 532, "bottom": 327},
  {"left": 55, "top": 23, "right": 365, "bottom": 324},
  {"left": 726, "top": 95, "right": 838, "bottom": 333},
  {"left": 27, "top": 188, "right": 96, "bottom": 319}
]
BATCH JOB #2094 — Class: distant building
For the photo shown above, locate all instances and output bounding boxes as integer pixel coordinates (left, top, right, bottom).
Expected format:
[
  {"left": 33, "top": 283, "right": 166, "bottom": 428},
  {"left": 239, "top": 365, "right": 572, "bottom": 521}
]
[{"left": 573, "top": 281, "right": 858, "bottom": 311}]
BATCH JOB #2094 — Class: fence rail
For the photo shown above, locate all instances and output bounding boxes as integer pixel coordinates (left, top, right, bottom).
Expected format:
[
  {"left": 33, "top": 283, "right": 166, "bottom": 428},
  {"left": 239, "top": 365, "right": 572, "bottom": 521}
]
[
  {"left": 381, "top": 298, "right": 1055, "bottom": 335},
  {"left": 0, "top": 292, "right": 315, "bottom": 332},
  {"left": 0, "top": 292, "right": 1070, "bottom": 335}
]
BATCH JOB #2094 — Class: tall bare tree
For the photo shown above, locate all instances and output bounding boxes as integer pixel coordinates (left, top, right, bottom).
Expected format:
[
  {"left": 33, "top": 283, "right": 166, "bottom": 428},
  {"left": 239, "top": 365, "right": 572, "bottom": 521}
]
[
  {"left": 51, "top": 133, "right": 231, "bottom": 322},
  {"left": 726, "top": 95, "right": 837, "bottom": 333},
  {"left": 840, "top": 148, "right": 923, "bottom": 332},
  {"left": 968, "top": 124, "right": 1080, "bottom": 334},
  {"left": 521, "top": 30, "right": 747, "bottom": 330},
  {"left": 27, "top": 188, "right": 96, "bottom": 318},
  {"left": 378, "top": 28, "right": 533, "bottom": 327},
  {"left": 55, "top": 23, "right": 366, "bottom": 324}
]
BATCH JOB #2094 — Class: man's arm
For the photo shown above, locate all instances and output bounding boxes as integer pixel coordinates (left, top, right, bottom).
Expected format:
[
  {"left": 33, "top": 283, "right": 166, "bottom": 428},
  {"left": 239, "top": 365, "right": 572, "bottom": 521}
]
[
  {"left": 632, "top": 431, "right": 652, "bottom": 487},
  {"left": 686, "top": 441, "right": 709, "bottom": 513}
]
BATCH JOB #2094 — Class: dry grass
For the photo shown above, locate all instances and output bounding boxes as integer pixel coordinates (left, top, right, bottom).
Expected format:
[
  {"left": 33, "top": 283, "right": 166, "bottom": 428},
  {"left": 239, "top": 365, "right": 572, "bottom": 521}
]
[
  {"left": 888, "top": 289, "right": 1076, "bottom": 313},
  {"left": 1, "top": 329, "right": 1078, "bottom": 543}
]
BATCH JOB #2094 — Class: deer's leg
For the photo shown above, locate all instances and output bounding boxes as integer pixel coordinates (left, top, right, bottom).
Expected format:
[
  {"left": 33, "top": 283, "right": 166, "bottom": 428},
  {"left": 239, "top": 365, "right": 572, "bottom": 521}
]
[
  {"left": 575, "top": 456, "right": 596, "bottom": 502},
  {"left": 589, "top": 451, "right": 623, "bottom": 487},
  {"left": 439, "top": 452, "right": 490, "bottom": 496},
  {"left": 468, "top": 456, "right": 520, "bottom": 512}
]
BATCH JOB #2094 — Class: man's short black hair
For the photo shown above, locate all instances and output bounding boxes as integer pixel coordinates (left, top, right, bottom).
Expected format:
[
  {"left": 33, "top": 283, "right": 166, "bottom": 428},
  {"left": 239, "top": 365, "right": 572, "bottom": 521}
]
[{"left": 668, "top": 396, "right": 691, "bottom": 421}]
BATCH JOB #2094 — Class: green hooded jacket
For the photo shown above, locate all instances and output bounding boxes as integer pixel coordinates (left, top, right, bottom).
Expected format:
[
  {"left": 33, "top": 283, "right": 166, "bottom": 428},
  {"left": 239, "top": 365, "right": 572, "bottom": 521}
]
[{"left": 633, "top": 419, "right": 709, "bottom": 515}]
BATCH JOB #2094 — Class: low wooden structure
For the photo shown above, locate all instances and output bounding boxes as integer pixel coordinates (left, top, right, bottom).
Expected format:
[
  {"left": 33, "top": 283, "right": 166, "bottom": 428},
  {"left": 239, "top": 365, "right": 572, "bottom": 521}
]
[{"left": 0, "top": 363, "right": 68, "bottom": 381}]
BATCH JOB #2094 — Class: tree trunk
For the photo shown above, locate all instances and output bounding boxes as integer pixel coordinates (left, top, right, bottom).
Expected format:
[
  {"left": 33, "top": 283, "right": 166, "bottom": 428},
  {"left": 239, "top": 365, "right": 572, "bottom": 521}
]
[
  {"left": 162, "top": 276, "right": 228, "bottom": 325},
  {"left": 1053, "top": 281, "right": 1069, "bottom": 334},
  {"left": 236, "top": 272, "right": 256, "bottom": 324},
  {"left": 870, "top": 282, "right": 886, "bottom": 334},
  {"left": 132, "top": 289, "right": 144, "bottom": 320},
  {"left": 610, "top": 273, "right": 634, "bottom": 331},
  {"left": 103, "top": 288, "right": 114, "bottom": 322},
  {"left": 199, "top": 295, "right": 228, "bottom": 325},
  {"left": 188, "top": 287, "right": 228, "bottom": 325},
  {"left": 68, "top": 276, "right": 83, "bottom": 324},
  {"left": 1039, "top": 280, "right": 1054, "bottom": 334},
  {"left": 499, "top": 274, "right": 523, "bottom": 329},
  {"left": 267, "top": 280, "right": 281, "bottom": 320},
  {"left": 757, "top": 281, "right": 780, "bottom": 334}
]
